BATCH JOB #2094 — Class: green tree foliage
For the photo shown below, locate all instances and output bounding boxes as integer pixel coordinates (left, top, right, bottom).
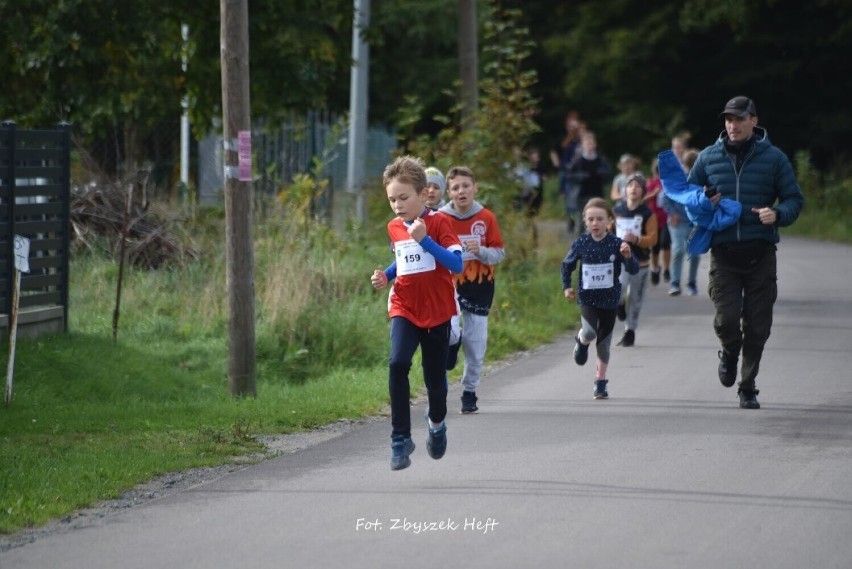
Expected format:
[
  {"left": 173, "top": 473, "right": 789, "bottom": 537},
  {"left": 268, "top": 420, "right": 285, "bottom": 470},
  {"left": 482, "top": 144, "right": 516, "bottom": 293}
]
[
  {"left": 0, "top": 1, "right": 352, "bottom": 139},
  {"left": 367, "top": 0, "right": 460, "bottom": 132},
  {"left": 2, "top": 0, "right": 849, "bottom": 180},
  {"left": 0, "top": 0, "right": 356, "bottom": 193},
  {"left": 523, "top": 0, "right": 852, "bottom": 169},
  {"left": 0, "top": 0, "right": 184, "bottom": 137},
  {"left": 404, "top": 4, "right": 539, "bottom": 208},
  {"left": 186, "top": 0, "right": 353, "bottom": 132},
  {"left": 677, "top": 0, "right": 852, "bottom": 168}
]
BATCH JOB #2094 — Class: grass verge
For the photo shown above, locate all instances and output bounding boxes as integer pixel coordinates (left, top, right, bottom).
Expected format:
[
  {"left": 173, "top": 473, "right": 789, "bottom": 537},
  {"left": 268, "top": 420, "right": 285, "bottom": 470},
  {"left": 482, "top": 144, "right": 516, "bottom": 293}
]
[{"left": 0, "top": 208, "right": 573, "bottom": 534}]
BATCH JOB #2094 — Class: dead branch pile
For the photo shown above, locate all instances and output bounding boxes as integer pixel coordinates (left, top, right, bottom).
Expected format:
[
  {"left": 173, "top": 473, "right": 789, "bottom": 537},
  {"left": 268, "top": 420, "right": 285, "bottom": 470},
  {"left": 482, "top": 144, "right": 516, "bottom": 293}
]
[{"left": 70, "top": 185, "right": 200, "bottom": 269}]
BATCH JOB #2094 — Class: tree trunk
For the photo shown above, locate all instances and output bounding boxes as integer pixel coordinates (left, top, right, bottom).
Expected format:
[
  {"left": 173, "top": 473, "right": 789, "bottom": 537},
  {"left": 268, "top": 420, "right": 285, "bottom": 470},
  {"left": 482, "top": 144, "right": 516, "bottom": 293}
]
[{"left": 458, "top": 0, "right": 478, "bottom": 128}]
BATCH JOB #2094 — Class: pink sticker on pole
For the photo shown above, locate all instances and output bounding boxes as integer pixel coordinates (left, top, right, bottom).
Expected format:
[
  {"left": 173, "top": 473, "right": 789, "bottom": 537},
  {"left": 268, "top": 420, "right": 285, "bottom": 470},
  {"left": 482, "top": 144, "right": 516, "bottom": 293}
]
[{"left": 238, "top": 131, "right": 252, "bottom": 182}]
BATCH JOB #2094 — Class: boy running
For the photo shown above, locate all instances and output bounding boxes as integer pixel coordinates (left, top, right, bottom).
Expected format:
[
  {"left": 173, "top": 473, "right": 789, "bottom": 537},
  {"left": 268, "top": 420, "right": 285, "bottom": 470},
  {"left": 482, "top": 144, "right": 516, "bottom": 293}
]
[
  {"left": 439, "top": 166, "right": 505, "bottom": 414},
  {"left": 371, "top": 156, "right": 463, "bottom": 470}
]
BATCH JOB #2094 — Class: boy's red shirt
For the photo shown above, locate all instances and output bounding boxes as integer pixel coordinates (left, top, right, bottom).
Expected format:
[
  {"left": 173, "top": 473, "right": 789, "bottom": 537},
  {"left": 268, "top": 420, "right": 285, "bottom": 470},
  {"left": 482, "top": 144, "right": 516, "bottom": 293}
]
[{"left": 386, "top": 210, "right": 462, "bottom": 328}]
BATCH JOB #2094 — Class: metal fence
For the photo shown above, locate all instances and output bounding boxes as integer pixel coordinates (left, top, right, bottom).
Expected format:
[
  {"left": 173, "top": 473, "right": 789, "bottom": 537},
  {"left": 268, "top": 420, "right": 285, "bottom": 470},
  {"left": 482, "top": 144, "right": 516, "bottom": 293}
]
[
  {"left": 72, "top": 112, "right": 397, "bottom": 218},
  {"left": 0, "top": 121, "right": 71, "bottom": 336},
  {"left": 198, "top": 111, "right": 398, "bottom": 213}
]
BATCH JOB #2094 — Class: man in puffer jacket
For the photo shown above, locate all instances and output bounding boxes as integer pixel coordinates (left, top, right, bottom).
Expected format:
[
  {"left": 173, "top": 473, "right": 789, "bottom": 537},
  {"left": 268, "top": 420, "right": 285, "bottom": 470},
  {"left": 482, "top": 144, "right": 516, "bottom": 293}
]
[{"left": 688, "top": 96, "right": 804, "bottom": 410}]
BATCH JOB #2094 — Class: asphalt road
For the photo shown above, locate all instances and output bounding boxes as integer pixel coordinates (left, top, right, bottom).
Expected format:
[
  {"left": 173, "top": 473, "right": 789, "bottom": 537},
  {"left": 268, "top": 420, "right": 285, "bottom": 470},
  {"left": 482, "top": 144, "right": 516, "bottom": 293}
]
[{"left": 2, "top": 236, "right": 851, "bottom": 569}]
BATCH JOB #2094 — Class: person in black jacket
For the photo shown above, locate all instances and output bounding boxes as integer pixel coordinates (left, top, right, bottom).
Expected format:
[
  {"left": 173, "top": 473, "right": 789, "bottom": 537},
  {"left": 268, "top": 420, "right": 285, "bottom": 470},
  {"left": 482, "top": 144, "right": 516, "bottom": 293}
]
[
  {"left": 688, "top": 96, "right": 804, "bottom": 410},
  {"left": 566, "top": 131, "right": 612, "bottom": 234}
]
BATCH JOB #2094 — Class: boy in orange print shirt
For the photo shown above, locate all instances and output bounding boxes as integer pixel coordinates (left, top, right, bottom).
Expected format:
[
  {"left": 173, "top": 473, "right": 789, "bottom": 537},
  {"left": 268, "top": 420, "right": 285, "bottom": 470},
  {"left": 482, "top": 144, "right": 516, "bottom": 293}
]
[{"left": 438, "top": 166, "right": 505, "bottom": 414}]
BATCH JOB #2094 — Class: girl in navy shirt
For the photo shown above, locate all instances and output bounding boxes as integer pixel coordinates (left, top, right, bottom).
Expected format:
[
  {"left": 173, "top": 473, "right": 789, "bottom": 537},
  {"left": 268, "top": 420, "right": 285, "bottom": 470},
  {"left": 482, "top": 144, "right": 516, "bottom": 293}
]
[{"left": 562, "top": 198, "right": 639, "bottom": 399}]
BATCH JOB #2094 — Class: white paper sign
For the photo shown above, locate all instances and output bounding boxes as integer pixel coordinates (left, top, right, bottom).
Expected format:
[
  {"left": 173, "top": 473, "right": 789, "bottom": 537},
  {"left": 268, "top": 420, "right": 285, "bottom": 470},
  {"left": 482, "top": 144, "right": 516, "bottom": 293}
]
[
  {"left": 14, "top": 235, "right": 30, "bottom": 273},
  {"left": 615, "top": 216, "right": 642, "bottom": 240}
]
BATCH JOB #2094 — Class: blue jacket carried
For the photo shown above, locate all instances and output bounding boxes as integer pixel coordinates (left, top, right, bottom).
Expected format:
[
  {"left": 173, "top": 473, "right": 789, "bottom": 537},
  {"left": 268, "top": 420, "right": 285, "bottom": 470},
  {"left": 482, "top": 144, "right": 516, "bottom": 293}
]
[
  {"left": 658, "top": 150, "right": 741, "bottom": 255},
  {"left": 686, "top": 127, "right": 803, "bottom": 247}
]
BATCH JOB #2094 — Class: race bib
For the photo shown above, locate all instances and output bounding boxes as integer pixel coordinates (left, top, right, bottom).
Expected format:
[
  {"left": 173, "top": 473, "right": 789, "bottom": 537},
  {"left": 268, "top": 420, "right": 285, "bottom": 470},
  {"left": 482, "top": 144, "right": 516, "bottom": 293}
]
[
  {"left": 583, "top": 262, "right": 615, "bottom": 289},
  {"left": 458, "top": 234, "right": 482, "bottom": 261},
  {"left": 395, "top": 239, "right": 436, "bottom": 275},
  {"left": 615, "top": 216, "right": 642, "bottom": 240}
]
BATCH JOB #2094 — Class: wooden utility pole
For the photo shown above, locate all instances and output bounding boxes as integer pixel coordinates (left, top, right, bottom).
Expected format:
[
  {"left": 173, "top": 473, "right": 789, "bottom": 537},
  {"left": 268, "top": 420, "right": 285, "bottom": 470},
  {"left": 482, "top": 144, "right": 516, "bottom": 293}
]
[
  {"left": 220, "top": 0, "right": 256, "bottom": 397},
  {"left": 458, "top": 0, "right": 478, "bottom": 128}
]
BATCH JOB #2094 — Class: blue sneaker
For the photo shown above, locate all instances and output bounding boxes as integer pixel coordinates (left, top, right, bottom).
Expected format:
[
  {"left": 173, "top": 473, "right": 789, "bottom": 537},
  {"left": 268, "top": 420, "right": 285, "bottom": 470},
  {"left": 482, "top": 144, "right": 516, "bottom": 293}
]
[
  {"left": 390, "top": 435, "right": 415, "bottom": 470},
  {"left": 574, "top": 335, "right": 589, "bottom": 366},
  {"left": 426, "top": 421, "right": 447, "bottom": 460},
  {"left": 593, "top": 379, "right": 609, "bottom": 399}
]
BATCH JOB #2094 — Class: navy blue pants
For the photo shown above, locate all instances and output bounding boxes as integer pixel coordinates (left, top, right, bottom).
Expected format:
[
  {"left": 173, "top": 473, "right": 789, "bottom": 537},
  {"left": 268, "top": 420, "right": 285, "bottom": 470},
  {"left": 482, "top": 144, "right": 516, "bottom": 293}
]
[{"left": 389, "top": 317, "right": 450, "bottom": 438}]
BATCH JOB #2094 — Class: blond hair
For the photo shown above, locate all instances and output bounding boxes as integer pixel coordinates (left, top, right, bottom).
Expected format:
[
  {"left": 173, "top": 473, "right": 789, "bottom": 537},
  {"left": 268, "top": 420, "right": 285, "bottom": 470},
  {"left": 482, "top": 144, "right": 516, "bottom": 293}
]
[
  {"left": 583, "top": 197, "right": 614, "bottom": 220},
  {"left": 383, "top": 155, "right": 426, "bottom": 190}
]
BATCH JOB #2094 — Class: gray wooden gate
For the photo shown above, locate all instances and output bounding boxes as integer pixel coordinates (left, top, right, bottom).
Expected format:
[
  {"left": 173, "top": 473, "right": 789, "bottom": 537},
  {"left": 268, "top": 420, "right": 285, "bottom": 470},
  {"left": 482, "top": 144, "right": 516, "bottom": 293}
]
[{"left": 0, "top": 121, "right": 71, "bottom": 337}]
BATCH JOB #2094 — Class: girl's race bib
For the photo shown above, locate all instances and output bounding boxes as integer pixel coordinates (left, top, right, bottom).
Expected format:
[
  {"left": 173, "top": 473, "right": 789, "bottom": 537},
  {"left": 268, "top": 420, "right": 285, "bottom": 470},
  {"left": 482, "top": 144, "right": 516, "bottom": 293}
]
[{"left": 583, "top": 262, "right": 614, "bottom": 289}]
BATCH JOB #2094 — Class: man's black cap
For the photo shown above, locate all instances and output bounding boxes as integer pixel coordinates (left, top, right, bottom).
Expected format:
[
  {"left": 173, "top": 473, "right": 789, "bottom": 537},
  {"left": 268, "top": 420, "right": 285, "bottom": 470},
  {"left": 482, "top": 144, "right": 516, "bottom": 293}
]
[{"left": 719, "top": 96, "right": 757, "bottom": 117}]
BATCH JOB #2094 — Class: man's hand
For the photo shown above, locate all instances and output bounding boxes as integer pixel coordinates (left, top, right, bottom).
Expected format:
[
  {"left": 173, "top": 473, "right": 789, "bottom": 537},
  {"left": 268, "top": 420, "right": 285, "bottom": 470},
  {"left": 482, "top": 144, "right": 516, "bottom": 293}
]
[{"left": 752, "top": 207, "right": 778, "bottom": 225}]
